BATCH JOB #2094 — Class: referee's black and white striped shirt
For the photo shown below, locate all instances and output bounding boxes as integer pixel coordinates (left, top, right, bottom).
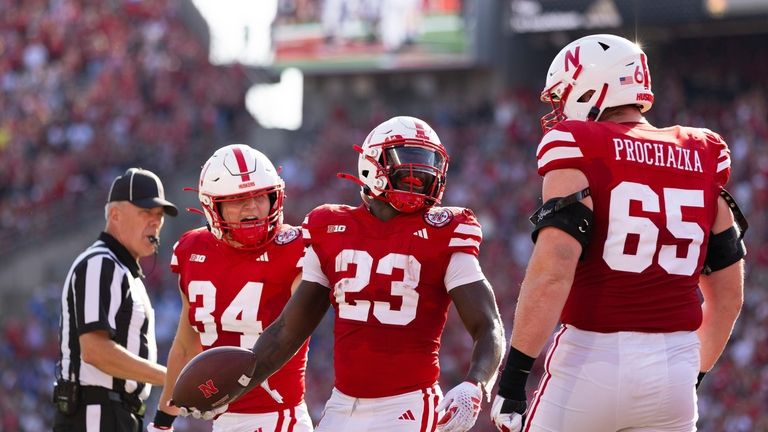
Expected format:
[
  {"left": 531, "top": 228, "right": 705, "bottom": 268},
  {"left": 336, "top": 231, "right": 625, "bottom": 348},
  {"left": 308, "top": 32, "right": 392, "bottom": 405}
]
[{"left": 57, "top": 232, "right": 158, "bottom": 401}]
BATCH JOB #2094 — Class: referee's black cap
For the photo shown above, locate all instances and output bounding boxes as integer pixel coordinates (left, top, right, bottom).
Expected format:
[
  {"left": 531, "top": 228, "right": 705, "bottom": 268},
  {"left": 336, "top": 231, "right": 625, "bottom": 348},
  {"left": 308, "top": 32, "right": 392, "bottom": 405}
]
[{"left": 108, "top": 168, "right": 178, "bottom": 216}]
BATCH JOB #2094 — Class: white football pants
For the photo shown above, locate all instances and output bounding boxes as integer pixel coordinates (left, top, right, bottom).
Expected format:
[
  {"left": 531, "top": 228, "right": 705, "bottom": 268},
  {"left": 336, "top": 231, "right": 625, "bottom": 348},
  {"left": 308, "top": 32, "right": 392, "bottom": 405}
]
[
  {"left": 525, "top": 325, "right": 700, "bottom": 432},
  {"left": 315, "top": 385, "right": 442, "bottom": 432},
  {"left": 212, "top": 402, "right": 313, "bottom": 432}
]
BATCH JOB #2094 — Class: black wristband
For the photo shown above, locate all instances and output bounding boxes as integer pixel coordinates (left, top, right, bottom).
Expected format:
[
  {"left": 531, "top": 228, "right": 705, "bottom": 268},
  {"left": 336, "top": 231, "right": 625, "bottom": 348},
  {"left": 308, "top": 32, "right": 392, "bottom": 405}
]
[
  {"left": 153, "top": 410, "right": 177, "bottom": 428},
  {"left": 696, "top": 371, "right": 707, "bottom": 389},
  {"left": 497, "top": 347, "right": 536, "bottom": 401}
]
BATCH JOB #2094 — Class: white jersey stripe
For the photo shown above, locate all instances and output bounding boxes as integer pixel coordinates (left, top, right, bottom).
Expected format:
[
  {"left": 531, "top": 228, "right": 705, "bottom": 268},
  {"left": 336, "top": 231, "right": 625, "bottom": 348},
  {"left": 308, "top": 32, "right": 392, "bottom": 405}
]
[
  {"left": 454, "top": 223, "right": 481, "bottom": 237},
  {"left": 84, "top": 257, "right": 103, "bottom": 324},
  {"left": 716, "top": 157, "right": 731, "bottom": 173},
  {"left": 537, "top": 146, "right": 584, "bottom": 169},
  {"left": 107, "top": 265, "right": 122, "bottom": 330},
  {"left": 302, "top": 228, "right": 311, "bottom": 239},
  {"left": 537, "top": 129, "right": 576, "bottom": 156},
  {"left": 449, "top": 238, "right": 481, "bottom": 248}
]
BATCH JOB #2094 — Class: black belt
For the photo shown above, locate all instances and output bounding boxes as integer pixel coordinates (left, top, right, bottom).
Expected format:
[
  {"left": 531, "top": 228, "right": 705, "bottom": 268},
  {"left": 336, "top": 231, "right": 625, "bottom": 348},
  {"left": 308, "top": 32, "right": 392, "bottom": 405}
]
[{"left": 80, "top": 386, "right": 146, "bottom": 417}]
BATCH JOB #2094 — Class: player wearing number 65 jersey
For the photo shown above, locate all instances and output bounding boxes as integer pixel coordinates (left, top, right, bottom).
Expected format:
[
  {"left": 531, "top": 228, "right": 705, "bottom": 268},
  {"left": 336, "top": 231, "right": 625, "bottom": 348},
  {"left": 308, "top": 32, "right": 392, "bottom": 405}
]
[
  {"left": 150, "top": 144, "right": 313, "bottom": 432},
  {"left": 491, "top": 34, "right": 746, "bottom": 432},
  {"left": 235, "top": 116, "right": 505, "bottom": 432}
]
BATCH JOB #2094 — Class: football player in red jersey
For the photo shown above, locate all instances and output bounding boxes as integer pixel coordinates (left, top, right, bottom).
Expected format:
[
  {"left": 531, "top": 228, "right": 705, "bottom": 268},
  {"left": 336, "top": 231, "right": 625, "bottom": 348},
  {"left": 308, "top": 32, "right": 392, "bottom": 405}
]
[
  {"left": 223, "top": 116, "right": 505, "bottom": 432},
  {"left": 491, "top": 34, "right": 746, "bottom": 432},
  {"left": 148, "top": 144, "right": 313, "bottom": 431}
]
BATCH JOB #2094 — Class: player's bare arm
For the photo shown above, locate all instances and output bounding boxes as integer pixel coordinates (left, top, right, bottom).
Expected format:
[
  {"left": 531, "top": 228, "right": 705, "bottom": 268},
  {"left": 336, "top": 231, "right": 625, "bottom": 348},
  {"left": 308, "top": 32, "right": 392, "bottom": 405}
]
[
  {"left": 79, "top": 331, "right": 167, "bottom": 385},
  {"left": 449, "top": 279, "right": 505, "bottom": 388},
  {"left": 246, "top": 280, "right": 330, "bottom": 392},
  {"left": 697, "top": 195, "right": 744, "bottom": 373},
  {"left": 158, "top": 291, "right": 203, "bottom": 416},
  {"left": 510, "top": 167, "right": 591, "bottom": 357}
]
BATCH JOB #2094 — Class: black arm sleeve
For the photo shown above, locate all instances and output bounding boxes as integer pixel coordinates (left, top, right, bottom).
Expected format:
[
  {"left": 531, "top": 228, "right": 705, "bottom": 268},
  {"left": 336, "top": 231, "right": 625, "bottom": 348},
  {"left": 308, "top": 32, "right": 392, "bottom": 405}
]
[{"left": 702, "top": 226, "right": 746, "bottom": 275}]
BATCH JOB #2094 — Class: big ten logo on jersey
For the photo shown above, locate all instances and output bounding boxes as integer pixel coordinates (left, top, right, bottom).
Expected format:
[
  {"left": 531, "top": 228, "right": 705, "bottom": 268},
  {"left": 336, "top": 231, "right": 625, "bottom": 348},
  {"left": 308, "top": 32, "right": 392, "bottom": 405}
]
[
  {"left": 275, "top": 227, "right": 300, "bottom": 244},
  {"left": 190, "top": 254, "right": 206, "bottom": 263},
  {"left": 424, "top": 207, "right": 453, "bottom": 228},
  {"left": 327, "top": 224, "right": 346, "bottom": 233}
]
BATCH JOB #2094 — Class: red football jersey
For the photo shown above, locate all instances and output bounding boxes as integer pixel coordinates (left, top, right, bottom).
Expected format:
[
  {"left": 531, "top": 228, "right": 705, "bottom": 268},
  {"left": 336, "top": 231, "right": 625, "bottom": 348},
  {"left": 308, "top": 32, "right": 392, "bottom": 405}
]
[
  {"left": 170, "top": 225, "right": 308, "bottom": 413},
  {"left": 536, "top": 120, "right": 731, "bottom": 333},
  {"left": 302, "top": 204, "right": 483, "bottom": 398}
]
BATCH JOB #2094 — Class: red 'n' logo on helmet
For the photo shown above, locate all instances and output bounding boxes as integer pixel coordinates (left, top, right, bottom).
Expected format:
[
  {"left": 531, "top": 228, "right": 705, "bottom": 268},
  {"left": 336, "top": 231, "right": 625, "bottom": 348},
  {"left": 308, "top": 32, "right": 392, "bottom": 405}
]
[
  {"left": 564, "top": 46, "right": 581, "bottom": 73},
  {"left": 198, "top": 379, "right": 219, "bottom": 399}
]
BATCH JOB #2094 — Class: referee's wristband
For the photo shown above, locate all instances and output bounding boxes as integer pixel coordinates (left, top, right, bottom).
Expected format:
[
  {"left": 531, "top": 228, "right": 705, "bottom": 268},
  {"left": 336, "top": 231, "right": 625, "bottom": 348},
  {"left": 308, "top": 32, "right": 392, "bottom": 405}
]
[
  {"left": 152, "top": 410, "right": 177, "bottom": 428},
  {"left": 497, "top": 347, "right": 536, "bottom": 401}
]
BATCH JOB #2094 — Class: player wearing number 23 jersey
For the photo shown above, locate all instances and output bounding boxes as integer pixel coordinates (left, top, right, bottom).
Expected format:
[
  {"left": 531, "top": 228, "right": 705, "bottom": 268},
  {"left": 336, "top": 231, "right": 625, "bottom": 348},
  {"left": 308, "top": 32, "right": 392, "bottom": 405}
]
[
  {"left": 152, "top": 145, "right": 313, "bottom": 432},
  {"left": 302, "top": 203, "right": 481, "bottom": 397},
  {"left": 238, "top": 116, "right": 505, "bottom": 432},
  {"left": 492, "top": 35, "right": 746, "bottom": 432}
]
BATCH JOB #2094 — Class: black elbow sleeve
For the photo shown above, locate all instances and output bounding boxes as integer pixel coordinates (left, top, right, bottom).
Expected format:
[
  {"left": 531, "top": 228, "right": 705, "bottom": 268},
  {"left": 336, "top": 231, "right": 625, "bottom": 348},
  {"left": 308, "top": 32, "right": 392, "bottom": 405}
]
[
  {"left": 702, "top": 226, "right": 746, "bottom": 275},
  {"left": 530, "top": 198, "right": 593, "bottom": 257}
]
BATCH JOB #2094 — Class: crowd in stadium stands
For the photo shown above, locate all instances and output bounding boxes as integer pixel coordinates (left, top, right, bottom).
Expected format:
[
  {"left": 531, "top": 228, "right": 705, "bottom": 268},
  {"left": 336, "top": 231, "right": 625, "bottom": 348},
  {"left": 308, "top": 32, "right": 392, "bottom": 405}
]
[
  {"left": 0, "top": 0, "right": 250, "bottom": 253},
  {"left": 1, "top": 1, "right": 767, "bottom": 431}
]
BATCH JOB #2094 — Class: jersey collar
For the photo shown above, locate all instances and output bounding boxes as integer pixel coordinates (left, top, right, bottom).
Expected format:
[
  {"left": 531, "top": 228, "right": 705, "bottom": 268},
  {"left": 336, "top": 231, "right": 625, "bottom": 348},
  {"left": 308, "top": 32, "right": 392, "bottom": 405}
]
[{"left": 98, "top": 231, "right": 143, "bottom": 278}]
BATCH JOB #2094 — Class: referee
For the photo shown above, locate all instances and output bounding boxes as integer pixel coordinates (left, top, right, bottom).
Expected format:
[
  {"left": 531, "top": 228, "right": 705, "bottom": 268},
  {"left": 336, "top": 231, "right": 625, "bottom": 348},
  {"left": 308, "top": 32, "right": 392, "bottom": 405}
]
[{"left": 54, "top": 168, "right": 178, "bottom": 432}]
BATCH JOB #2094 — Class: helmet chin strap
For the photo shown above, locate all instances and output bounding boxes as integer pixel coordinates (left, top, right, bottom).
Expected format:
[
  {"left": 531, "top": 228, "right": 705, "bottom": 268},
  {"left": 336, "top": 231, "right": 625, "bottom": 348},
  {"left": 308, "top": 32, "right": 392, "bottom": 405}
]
[
  {"left": 587, "top": 83, "right": 610, "bottom": 121},
  {"left": 337, "top": 172, "right": 366, "bottom": 188}
]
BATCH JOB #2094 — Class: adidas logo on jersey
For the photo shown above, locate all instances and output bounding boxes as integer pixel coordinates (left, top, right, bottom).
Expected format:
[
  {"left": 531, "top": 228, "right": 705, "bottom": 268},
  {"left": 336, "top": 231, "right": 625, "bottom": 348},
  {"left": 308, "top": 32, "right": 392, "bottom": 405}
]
[
  {"left": 413, "top": 228, "right": 429, "bottom": 239},
  {"left": 255, "top": 252, "right": 269, "bottom": 262},
  {"left": 189, "top": 254, "right": 206, "bottom": 263},
  {"left": 398, "top": 410, "right": 416, "bottom": 421}
]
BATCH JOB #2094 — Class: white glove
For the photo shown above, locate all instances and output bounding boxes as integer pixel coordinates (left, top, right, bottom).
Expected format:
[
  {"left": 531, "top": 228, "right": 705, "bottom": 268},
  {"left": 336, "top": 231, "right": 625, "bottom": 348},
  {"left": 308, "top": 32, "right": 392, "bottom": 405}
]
[
  {"left": 176, "top": 403, "right": 229, "bottom": 421},
  {"left": 146, "top": 423, "right": 173, "bottom": 431},
  {"left": 490, "top": 395, "right": 526, "bottom": 432},
  {"left": 436, "top": 382, "right": 483, "bottom": 432}
]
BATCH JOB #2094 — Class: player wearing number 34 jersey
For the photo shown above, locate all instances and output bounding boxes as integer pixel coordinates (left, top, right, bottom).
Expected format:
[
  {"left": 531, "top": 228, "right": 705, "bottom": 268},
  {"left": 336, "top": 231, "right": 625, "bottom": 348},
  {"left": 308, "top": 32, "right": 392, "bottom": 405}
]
[
  {"left": 151, "top": 144, "right": 313, "bottom": 432},
  {"left": 492, "top": 34, "right": 746, "bottom": 432}
]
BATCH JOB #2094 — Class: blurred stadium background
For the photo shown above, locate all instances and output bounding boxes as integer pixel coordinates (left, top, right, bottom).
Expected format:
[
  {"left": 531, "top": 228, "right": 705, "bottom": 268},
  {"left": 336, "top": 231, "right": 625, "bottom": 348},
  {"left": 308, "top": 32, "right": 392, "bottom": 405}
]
[{"left": 0, "top": 0, "right": 766, "bottom": 430}]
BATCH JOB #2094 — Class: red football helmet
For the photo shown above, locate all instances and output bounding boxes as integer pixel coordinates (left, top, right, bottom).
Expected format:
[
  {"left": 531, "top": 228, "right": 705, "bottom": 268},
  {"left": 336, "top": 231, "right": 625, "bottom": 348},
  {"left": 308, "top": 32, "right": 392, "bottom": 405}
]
[{"left": 198, "top": 144, "right": 284, "bottom": 249}]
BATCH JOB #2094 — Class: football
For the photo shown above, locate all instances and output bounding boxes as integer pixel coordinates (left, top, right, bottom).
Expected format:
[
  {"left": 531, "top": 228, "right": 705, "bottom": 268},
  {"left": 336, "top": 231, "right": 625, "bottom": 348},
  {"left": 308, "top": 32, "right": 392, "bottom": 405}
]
[{"left": 172, "top": 346, "right": 256, "bottom": 411}]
